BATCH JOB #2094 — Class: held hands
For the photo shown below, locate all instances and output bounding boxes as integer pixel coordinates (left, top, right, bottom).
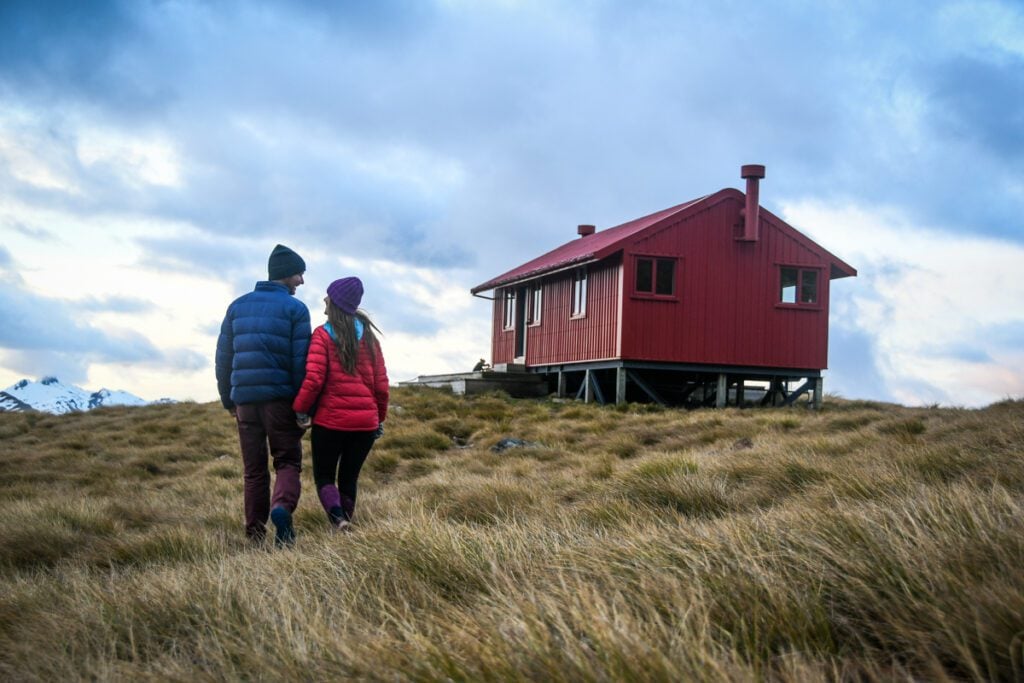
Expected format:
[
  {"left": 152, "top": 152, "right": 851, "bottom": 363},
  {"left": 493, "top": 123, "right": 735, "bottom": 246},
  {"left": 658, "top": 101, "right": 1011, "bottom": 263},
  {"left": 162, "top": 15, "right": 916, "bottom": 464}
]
[{"left": 296, "top": 412, "right": 312, "bottom": 430}]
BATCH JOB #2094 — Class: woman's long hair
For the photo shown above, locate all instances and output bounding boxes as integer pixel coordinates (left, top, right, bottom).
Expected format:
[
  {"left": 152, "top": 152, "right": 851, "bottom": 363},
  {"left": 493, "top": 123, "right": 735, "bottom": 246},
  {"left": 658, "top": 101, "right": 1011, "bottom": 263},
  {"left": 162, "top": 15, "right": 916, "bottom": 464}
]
[{"left": 325, "top": 301, "right": 381, "bottom": 375}]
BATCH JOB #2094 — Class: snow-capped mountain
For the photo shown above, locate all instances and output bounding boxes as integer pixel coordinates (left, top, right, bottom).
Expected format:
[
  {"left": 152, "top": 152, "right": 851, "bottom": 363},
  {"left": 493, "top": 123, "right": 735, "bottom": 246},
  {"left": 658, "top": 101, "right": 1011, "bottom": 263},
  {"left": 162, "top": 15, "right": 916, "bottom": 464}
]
[
  {"left": 88, "top": 388, "right": 148, "bottom": 410},
  {"left": 1, "top": 377, "right": 153, "bottom": 414}
]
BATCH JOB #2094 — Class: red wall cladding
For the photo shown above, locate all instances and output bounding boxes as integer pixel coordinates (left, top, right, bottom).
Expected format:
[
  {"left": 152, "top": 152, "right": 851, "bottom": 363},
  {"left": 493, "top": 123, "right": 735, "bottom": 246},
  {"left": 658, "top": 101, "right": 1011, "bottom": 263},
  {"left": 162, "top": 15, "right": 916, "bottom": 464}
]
[
  {"left": 491, "top": 258, "right": 621, "bottom": 366},
  {"left": 620, "top": 197, "right": 830, "bottom": 369},
  {"left": 489, "top": 292, "right": 515, "bottom": 364}
]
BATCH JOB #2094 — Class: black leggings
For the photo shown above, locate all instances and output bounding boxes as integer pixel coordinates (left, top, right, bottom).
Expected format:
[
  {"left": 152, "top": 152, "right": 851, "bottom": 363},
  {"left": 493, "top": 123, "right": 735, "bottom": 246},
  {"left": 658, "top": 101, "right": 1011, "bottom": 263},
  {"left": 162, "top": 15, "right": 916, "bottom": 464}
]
[{"left": 310, "top": 426, "right": 376, "bottom": 520}]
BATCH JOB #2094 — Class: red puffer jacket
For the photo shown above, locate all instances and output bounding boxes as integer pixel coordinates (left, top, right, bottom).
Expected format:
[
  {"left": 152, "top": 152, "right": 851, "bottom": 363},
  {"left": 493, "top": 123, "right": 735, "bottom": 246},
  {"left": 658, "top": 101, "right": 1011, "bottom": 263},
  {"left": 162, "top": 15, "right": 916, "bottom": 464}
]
[{"left": 292, "top": 325, "right": 389, "bottom": 431}]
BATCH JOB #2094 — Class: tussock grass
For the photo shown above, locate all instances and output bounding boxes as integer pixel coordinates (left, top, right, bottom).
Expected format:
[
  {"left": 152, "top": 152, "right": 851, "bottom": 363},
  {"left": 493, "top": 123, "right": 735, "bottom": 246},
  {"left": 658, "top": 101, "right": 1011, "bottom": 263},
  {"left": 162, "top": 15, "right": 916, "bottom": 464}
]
[{"left": 1, "top": 390, "right": 1023, "bottom": 681}]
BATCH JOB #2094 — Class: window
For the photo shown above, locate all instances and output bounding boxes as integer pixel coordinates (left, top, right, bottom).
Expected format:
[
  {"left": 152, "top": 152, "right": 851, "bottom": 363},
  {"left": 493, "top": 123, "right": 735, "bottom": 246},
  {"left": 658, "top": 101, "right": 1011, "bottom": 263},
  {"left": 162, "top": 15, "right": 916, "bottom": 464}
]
[
  {"left": 779, "top": 267, "right": 819, "bottom": 305},
  {"left": 527, "top": 285, "right": 542, "bottom": 324},
  {"left": 502, "top": 289, "right": 515, "bottom": 329},
  {"left": 635, "top": 257, "right": 676, "bottom": 296},
  {"left": 571, "top": 267, "right": 587, "bottom": 317}
]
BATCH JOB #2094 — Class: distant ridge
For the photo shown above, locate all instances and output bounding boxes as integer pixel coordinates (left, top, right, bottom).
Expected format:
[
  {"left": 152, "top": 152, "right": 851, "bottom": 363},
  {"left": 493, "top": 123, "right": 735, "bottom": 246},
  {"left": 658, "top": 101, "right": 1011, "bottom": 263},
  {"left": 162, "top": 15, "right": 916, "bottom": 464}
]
[{"left": 0, "top": 377, "right": 164, "bottom": 415}]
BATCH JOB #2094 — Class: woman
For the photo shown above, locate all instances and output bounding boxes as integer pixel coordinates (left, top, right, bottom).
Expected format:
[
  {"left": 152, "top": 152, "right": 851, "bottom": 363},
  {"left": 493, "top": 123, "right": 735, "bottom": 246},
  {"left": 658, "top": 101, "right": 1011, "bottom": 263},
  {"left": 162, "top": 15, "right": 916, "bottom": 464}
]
[{"left": 293, "top": 276, "right": 389, "bottom": 530}]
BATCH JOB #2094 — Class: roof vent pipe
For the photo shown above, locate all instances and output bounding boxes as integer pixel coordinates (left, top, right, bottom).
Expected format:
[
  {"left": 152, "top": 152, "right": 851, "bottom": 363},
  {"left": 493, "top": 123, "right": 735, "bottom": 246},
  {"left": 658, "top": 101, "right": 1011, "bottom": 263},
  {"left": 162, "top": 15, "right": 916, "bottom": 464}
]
[
  {"left": 578, "top": 224, "right": 595, "bottom": 237},
  {"left": 740, "top": 164, "right": 766, "bottom": 241}
]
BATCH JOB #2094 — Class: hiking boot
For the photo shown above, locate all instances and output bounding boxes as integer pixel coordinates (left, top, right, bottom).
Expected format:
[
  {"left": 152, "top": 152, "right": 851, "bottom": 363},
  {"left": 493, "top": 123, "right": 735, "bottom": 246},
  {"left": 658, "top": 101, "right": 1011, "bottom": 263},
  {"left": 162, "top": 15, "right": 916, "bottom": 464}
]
[
  {"left": 327, "top": 506, "right": 344, "bottom": 525},
  {"left": 270, "top": 506, "right": 296, "bottom": 548},
  {"left": 328, "top": 506, "right": 352, "bottom": 532}
]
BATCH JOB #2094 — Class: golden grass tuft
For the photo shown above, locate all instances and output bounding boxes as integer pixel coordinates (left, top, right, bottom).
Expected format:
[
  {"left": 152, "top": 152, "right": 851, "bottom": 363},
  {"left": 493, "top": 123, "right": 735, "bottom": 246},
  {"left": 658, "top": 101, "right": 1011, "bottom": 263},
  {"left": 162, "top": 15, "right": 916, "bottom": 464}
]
[{"left": 1, "top": 391, "right": 1023, "bottom": 681}]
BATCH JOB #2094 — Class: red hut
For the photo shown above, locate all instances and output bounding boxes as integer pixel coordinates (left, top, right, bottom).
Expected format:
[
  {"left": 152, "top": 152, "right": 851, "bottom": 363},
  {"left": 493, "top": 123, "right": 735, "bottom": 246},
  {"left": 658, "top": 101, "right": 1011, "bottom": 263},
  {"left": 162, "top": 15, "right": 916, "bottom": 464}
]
[{"left": 470, "top": 165, "right": 857, "bottom": 407}]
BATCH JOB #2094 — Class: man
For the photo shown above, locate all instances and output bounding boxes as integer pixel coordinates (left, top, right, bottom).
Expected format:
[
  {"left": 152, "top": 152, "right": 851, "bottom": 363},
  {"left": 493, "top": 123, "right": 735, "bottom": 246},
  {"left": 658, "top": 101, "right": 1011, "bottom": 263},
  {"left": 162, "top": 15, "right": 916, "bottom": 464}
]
[{"left": 216, "top": 244, "right": 311, "bottom": 547}]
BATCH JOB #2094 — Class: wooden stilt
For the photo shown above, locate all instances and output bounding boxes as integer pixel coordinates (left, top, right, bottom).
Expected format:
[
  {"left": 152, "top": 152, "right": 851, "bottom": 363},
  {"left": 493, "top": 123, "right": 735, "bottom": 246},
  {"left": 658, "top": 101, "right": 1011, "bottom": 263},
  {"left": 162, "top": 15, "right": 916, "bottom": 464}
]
[
  {"left": 590, "top": 371, "right": 606, "bottom": 405},
  {"left": 627, "top": 370, "right": 666, "bottom": 406},
  {"left": 615, "top": 367, "right": 627, "bottom": 405},
  {"left": 783, "top": 379, "right": 813, "bottom": 406},
  {"left": 584, "top": 369, "right": 593, "bottom": 404},
  {"left": 557, "top": 370, "right": 566, "bottom": 398},
  {"left": 716, "top": 374, "right": 728, "bottom": 408}
]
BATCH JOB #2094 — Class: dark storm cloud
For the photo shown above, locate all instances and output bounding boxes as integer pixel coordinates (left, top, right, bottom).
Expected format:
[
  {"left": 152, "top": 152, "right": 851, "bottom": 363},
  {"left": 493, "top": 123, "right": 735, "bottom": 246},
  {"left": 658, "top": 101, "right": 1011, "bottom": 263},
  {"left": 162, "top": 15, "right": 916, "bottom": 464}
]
[
  {"left": 0, "top": 1, "right": 132, "bottom": 82},
  {"left": 0, "top": 0, "right": 171, "bottom": 113}
]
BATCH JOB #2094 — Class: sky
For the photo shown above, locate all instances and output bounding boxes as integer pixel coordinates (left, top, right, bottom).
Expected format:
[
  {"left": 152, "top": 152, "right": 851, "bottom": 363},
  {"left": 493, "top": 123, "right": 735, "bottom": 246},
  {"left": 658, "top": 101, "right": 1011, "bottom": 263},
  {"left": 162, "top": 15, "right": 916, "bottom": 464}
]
[{"left": 0, "top": 0, "right": 1022, "bottom": 407}]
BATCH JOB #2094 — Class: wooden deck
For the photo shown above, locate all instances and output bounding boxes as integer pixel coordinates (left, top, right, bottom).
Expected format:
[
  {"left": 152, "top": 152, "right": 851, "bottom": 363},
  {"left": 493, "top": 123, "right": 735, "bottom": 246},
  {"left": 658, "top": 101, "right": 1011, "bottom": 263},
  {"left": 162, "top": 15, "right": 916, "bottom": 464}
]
[{"left": 397, "top": 368, "right": 548, "bottom": 398}]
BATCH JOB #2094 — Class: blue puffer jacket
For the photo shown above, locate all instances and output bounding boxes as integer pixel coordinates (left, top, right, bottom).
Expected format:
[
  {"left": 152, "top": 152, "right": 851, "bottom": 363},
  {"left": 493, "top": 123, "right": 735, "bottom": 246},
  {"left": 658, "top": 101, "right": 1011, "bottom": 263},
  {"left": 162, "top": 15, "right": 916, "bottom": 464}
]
[{"left": 215, "top": 281, "right": 312, "bottom": 409}]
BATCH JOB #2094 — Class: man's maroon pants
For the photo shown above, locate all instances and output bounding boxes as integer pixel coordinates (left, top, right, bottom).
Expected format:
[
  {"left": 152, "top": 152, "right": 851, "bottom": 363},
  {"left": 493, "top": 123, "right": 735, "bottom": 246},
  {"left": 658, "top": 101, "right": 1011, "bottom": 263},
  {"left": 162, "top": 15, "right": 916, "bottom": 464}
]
[{"left": 235, "top": 399, "right": 304, "bottom": 540}]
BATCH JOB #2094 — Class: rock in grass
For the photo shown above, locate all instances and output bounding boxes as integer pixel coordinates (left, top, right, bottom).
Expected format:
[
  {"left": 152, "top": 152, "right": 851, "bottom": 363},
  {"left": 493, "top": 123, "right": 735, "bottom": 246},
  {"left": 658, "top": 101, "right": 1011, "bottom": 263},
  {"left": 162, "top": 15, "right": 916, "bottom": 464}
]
[{"left": 491, "top": 437, "right": 538, "bottom": 453}]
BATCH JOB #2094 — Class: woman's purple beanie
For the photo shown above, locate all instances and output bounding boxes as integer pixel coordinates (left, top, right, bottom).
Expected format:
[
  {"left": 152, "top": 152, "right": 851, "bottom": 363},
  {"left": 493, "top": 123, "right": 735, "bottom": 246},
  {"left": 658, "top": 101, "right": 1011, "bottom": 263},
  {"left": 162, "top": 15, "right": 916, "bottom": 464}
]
[{"left": 327, "top": 277, "right": 364, "bottom": 315}]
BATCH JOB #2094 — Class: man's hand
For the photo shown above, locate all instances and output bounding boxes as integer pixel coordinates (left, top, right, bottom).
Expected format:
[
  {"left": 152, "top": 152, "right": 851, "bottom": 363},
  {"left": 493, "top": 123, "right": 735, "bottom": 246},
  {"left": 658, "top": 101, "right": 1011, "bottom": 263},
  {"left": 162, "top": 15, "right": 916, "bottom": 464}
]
[
  {"left": 228, "top": 406, "right": 237, "bottom": 419},
  {"left": 296, "top": 412, "right": 312, "bottom": 430},
  {"left": 373, "top": 422, "right": 384, "bottom": 441}
]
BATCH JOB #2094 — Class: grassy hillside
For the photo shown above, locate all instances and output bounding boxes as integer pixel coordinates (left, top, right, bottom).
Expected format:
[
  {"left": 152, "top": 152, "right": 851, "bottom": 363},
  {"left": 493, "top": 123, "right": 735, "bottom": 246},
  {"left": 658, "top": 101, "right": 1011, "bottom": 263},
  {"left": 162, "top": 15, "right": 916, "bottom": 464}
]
[{"left": 1, "top": 389, "right": 1022, "bottom": 681}]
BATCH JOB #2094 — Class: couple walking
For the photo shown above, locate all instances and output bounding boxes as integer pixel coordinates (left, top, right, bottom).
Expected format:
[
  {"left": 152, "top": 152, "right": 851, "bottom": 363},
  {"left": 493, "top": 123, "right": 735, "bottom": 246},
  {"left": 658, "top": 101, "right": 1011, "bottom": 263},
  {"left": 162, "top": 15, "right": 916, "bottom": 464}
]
[{"left": 215, "top": 244, "right": 389, "bottom": 546}]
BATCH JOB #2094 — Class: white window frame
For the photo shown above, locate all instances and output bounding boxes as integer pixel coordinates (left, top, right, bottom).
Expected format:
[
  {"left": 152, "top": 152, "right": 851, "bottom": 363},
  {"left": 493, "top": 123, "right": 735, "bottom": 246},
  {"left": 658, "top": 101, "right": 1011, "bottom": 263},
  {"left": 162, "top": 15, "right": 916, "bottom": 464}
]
[
  {"left": 502, "top": 289, "right": 516, "bottom": 329},
  {"left": 528, "top": 284, "right": 542, "bottom": 325},
  {"left": 571, "top": 267, "right": 587, "bottom": 318}
]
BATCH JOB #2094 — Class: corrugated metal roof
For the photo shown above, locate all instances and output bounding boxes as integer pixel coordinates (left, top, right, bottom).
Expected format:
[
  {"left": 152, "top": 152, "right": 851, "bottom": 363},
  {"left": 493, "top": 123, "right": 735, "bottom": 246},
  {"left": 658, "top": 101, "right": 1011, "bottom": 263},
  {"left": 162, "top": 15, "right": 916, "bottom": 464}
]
[
  {"left": 471, "top": 195, "right": 710, "bottom": 293},
  {"left": 471, "top": 188, "right": 857, "bottom": 293}
]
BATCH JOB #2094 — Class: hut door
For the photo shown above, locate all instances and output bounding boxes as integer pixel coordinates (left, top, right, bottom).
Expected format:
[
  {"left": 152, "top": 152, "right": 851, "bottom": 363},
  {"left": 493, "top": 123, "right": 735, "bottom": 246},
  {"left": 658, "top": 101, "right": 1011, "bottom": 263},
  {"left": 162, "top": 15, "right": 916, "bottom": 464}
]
[{"left": 514, "top": 286, "right": 527, "bottom": 361}]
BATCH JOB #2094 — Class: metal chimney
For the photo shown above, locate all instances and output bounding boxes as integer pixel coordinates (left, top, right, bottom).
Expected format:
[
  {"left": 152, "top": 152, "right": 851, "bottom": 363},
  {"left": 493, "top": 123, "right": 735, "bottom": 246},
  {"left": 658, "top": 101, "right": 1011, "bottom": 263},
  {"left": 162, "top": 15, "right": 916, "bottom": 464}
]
[
  {"left": 740, "top": 164, "right": 766, "bottom": 241},
  {"left": 578, "top": 224, "right": 595, "bottom": 237}
]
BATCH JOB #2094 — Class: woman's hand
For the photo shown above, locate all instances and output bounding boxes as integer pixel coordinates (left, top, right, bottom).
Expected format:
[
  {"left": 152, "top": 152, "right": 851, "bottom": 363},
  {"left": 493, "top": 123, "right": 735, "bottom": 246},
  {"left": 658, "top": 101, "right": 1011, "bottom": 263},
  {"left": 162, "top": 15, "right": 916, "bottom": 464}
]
[{"left": 296, "top": 412, "right": 312, "bottom": 430}]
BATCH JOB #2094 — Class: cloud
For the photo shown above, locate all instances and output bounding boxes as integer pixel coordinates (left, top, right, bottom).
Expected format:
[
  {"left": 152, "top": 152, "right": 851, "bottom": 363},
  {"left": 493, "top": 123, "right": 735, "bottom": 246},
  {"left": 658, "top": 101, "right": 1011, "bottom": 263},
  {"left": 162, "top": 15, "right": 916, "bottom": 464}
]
[
  {"left": 784, "top": 199, "right": 1024, "bottom": 406},
  {"left": 3, "top": 0, "right": 1022, "bottom": 265},
  {"left": 924, "top": 55, "right": 1024, "bottom": 163},
  {"left": 0, "top": 1, "right": 178, "bottom": 120},
  {"left": 164, "top": 348, "right": 209, "bottom": 372},
  {"left": 0, "top": 270, "right": 207, "bottom": 382},
  {"left": 822, "top": 315, "right": 896, "bottom": 403},
  {"left": 7, "top": 220, "right": 56, "bottom": 241},
  {"left": 76, "top": 295, "right": 155, "bottom": 314},
  {"left": 299, "top": 255, "right": 480, "bottom": 338},
  {"left": 979, "top": 320, "right": 1024, "bottom": 348},
  {"left": 135, "top": 233, "right": 267, "bottom": 277},
  {"left": 0, "top": 283, "right": 159, "bottom": 358}
]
